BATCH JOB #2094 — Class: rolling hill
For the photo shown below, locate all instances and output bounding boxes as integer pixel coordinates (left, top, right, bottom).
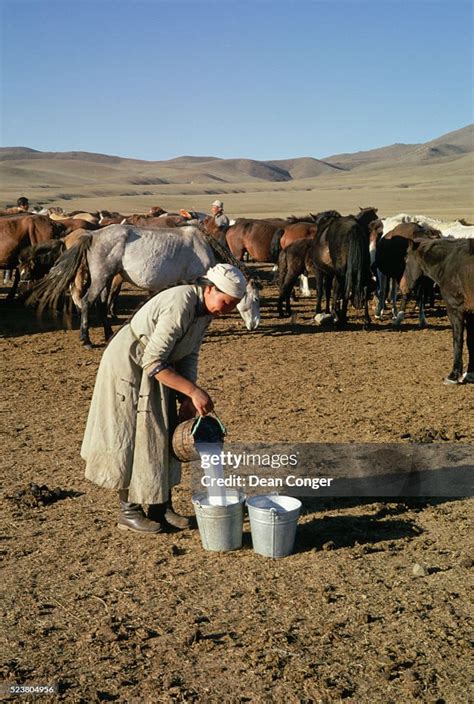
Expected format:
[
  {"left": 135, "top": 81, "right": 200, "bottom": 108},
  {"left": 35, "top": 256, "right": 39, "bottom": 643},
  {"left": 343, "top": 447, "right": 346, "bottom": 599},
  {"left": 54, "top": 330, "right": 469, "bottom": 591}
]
[{"left": 0, "top": 124, "right": 472, "bottom": 219}]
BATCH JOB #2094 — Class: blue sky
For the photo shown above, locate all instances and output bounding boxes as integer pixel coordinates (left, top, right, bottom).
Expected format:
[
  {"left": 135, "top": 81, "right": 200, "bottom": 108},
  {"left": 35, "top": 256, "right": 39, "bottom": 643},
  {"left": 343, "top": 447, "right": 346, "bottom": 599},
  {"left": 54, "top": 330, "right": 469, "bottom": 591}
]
[{"left": 0, "top": 0, "right": 472, "bottom": 161}]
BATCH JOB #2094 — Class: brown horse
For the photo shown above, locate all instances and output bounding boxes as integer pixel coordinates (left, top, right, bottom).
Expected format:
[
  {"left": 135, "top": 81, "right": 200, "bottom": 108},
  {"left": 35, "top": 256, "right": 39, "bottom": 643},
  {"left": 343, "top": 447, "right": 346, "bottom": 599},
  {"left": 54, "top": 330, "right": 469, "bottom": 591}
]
[
  {"left": 125, "top": 214, "right": 188, "bottom": 227},
  {"left": 374, "top": 222, "right": 441, "bottom": 324},
  {"left": 277, "top": 211, "right": 343, "bottom": 318},
  {"left": 270, "top": 211, "right": 341, "bottom": 260},
  {"left": 278, "top": 208, "right": 378, "bottom": 325},
  {"left": 400, "top": 238, "right": 474, "bottom": 384},
  {"left": 223, "top": 218, "right": 288, "bottom": 262},
  {"left": 52, "top": 217, "right": 99, "bottom": 235},
  {"left": 0, "top": 215, "right": 64, "bottom": 298}
]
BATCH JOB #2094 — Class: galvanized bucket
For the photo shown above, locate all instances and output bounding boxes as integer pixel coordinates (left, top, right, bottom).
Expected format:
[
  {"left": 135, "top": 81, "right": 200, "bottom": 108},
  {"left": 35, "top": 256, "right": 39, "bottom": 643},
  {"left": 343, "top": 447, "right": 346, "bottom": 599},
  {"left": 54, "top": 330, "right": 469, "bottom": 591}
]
[
  {"left": 246, "top": 495, "right": 302, "bottom": 558},
  {"left": 192, "top": 491, "right": 245, "bottom": 552}
]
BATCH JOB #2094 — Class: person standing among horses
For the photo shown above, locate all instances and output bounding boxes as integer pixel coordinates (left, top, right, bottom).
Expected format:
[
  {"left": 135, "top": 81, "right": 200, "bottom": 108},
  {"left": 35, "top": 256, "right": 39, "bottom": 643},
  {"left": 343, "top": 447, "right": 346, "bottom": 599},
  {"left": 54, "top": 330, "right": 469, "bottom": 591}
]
[
  {"left": 210, "top": 199, "right": 230, "bottom": 232},
  {"left": 81, "top": 263, "right": 247, "bottom": 535}
]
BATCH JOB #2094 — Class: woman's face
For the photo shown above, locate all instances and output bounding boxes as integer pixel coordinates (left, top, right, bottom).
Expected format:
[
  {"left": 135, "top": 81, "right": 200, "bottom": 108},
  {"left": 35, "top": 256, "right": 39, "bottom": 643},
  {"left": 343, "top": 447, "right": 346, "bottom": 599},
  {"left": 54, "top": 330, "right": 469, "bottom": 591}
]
[{"left": 203, "top": 285, "right": 241, "bottom": 316}]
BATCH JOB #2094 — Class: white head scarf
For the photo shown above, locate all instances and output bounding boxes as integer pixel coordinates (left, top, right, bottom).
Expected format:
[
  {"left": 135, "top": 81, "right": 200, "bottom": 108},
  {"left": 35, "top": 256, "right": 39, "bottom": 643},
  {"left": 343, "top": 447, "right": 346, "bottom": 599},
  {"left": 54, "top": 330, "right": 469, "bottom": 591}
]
[{"left": 206, "top": 263, "right": 247, "bottom": 299}]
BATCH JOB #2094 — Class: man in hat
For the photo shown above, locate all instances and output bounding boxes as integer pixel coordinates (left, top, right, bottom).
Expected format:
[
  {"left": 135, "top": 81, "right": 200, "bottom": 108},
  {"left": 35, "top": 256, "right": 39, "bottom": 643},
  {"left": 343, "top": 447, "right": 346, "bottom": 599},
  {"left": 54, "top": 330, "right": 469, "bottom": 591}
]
[
  {"left": 210, "top": 199, "right": 230, "bottom": 232},
  {"left": 82, "top": 263, "right": 248, "bottom": 535}
]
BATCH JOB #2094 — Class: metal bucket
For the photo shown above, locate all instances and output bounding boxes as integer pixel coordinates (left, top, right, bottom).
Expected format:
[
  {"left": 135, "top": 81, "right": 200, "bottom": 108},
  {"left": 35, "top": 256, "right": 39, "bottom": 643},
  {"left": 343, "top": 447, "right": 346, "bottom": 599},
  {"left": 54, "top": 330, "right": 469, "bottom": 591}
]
[
  {"left": 192, "top": 491, "right": 245, "bottom": 552},
  {"left": 246, "top": 495, "right": 302, "bottom": 558}
]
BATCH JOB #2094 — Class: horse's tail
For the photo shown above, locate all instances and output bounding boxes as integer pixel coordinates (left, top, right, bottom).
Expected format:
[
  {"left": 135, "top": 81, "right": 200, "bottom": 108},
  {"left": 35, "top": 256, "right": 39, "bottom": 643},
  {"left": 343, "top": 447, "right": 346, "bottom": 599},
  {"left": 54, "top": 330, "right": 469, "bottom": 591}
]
[
  {"left": 26, "top": 234, "right": 92, "bottom": 314},
  {"left": 270, "top": 228, "right": 284, "bottom": 263},
  {"left": 345, "top": 224, "right": 370, "bottom": 308},
  {"left": 278, "top": 248, "right": 288, "bottom": 291}
]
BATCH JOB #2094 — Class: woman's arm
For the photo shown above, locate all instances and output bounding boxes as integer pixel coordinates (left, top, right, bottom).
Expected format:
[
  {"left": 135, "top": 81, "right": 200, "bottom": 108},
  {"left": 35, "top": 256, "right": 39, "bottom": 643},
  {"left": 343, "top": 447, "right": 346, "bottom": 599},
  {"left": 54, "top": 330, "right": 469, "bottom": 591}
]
[{"left": 154, "top": 367, "right": 214, "bottom": 416}]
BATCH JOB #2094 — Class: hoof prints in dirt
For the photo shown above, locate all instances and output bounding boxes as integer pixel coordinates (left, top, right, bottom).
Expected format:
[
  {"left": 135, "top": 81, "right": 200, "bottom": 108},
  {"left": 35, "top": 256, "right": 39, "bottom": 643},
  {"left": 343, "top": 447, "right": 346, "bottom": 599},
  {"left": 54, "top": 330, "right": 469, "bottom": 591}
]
[{"left": 8, "top": 483, "right": 84, "bottom": 509}]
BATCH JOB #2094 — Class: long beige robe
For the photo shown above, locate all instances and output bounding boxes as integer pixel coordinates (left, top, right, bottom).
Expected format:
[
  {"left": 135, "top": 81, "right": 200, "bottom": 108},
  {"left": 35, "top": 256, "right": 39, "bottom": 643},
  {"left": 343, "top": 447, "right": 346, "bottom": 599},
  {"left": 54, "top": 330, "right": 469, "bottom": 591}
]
[{"left": 81, "top": 284, "right": 212, "bottom": 504}]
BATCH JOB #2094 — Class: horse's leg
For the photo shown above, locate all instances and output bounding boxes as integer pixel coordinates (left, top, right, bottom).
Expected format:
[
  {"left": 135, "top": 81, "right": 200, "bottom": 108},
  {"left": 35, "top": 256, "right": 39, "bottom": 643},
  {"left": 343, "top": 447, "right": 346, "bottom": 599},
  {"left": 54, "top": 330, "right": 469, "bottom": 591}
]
[
  {"left": 374, "top": 270, "right": 386, "bottom": 319},
  {"left": 108, "top": 275, "right": 123, "bottom": 320},
  {"left": 97, "top": 285, "right": 114, "bottom": 341},
  {"left": 299, "top": 274, "right": 311, "bottom": 298},
  {"left": 418, "top": 282, "right": 427, "bottom": 329},
  {"left": 340, "top": 294, "right": 349, "bottom": 326},
  {"left": 444, "top": 306, "right": 464, "bottom": 384},
  {"left": 278, "top": 272, "right": 297, "bottom": 318},
  {"left": 324, "top": 274, "right": 333, "bottom": 315},
  {"left": 80, "top": 280, "right": 107, "bottom": 347},
  {"left": 6, "top": 269, "right": 20, "bottom": 300},
  {"left": 331, "top": 277, "right": 343, "bottom": 325},
  {"left": 462, "top": 312, "right": 474, "bottom": 383},
  {"left": 313, "top": 269, "right": 322, "bottom": 315},
  {"left": 391, "top": 279, "right": 399, "bottom": 319},
  {"left": 392, "top": 281, "right": 407, "bottom": 328},
  {"left": 363, "top": 286, "right": 371, "bottom": 329}
]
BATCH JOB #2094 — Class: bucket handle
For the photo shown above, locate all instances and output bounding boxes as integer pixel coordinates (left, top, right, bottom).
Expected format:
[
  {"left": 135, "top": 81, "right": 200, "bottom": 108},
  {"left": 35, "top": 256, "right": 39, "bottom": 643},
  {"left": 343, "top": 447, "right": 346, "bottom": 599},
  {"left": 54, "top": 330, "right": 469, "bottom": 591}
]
[{"left": 191, "top": 412, "right": 227, "bottom": 437}]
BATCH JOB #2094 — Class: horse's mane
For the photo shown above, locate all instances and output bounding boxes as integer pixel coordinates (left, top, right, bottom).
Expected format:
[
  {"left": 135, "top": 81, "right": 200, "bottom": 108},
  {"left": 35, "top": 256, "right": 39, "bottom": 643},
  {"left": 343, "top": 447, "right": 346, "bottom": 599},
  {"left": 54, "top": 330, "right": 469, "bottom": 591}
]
[
  {"left": 178, "top": 222, "right": 262, "bottom": 287},
  {"left": 286, "top": 214, "right": 317, "bottom": 224}
]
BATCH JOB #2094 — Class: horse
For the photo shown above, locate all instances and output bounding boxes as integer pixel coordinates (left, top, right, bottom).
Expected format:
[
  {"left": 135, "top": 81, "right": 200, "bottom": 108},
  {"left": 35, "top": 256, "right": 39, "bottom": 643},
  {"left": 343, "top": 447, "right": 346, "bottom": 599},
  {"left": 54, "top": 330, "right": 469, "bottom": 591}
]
[
  {"left": 277, "top": 208, "right": 378, "bottom": 325},
  {"left": 270, "top": 211, "right": 341, "bottom": 260},
  {"left": 0, "top": 214, "right": 64, "bottom": 298},
  {"left": 27, "top": 224, "right": 261, "bottom": 347},
  {"left": 382, "top": 213, "right": 474, "bottom": 239},
  {"left": 224, "top": 218, "right": 288, "bottom": 262},
  {"left": 374, "top": 222, "right": 441, "bottom": 326},
  {"left": 124, "top": 213, "right": 189, "bottom": 228},
  {"left": 400, "top": 238, "right": 474, "bottom": 384},
  {"left": 271, "top": 210, "right": 342, "bottom": 300},
  {"left": 19, "top": 230, "right": 124, "bottom": 319},
  {"left": 45, "top": 209, "right": 93, "bottom": 222}
]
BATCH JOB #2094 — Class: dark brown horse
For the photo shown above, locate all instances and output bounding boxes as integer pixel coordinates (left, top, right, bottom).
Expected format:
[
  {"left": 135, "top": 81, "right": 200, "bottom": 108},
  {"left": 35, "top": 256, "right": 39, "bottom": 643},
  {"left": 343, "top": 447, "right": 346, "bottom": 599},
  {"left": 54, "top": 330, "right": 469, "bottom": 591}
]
[
  {"left": 374, "top": 222, "right": 441, "bottom": 325},
  {"left": 270, "top": 211, "right": 341, "bottom": 260},
  {"left": 0, "top": 215, "right": 64, "bottom": 298},
  {"left": 400, "top": 238, "right": 474, "bottom": 384},
  {"left": 277, "top": 208, "right": 378, "bottom": 325}
]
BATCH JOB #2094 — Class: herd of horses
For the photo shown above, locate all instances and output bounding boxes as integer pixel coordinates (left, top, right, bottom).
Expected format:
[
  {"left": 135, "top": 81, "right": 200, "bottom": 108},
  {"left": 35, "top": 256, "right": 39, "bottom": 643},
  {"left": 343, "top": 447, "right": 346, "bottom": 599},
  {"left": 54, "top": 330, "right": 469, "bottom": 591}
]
[{"left": 0, "top": 204, "right": 473, "bottom": 385}]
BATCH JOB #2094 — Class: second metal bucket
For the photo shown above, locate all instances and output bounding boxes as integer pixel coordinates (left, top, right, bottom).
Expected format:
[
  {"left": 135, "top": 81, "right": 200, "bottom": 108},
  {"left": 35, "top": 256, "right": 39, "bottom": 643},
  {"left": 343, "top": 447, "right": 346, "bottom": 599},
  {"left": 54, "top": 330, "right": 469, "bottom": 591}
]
[
  {"left": 192, "top": 491, "right": 245, "bottom": 552},
  {"left": 246, "top": 495, "right": 302, "bottom": 558}
]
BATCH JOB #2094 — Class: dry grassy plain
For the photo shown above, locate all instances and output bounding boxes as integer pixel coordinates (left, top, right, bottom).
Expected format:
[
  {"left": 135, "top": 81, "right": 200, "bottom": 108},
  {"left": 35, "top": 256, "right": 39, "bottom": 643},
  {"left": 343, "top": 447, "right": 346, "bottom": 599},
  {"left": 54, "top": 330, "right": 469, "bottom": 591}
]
[
  {"left": 1, "top": 157, "right": 472, "bottom": 221},
  {"left": 1, "top": 126, "right": 473, "bottom": 220}
]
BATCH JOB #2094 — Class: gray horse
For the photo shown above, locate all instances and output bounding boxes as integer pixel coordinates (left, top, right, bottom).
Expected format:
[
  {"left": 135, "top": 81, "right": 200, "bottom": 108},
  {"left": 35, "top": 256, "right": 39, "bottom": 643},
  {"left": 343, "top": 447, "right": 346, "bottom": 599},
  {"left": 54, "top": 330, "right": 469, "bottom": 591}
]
[{"left": 29, "top": 224, "right": 260, "bottom": 347}]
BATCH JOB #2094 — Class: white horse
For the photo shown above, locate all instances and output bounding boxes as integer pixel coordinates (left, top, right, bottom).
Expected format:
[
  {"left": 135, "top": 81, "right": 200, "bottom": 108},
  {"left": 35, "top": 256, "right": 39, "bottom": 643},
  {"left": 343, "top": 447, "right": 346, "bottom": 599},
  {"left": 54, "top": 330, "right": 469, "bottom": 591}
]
[
  {"left": 29, "top": 224, "right": 260, "bottom": 347},
  {"left": 382, "top": 213, "right": 474, "bottom": 239}
]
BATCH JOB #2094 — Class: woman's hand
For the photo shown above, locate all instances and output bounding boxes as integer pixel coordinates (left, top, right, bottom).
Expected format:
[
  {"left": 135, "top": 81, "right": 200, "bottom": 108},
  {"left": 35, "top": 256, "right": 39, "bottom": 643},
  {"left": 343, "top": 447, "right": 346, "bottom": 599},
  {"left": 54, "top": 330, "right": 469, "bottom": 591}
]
[{"left": 190, "top": 387, "right": 214, "bottom": 416}]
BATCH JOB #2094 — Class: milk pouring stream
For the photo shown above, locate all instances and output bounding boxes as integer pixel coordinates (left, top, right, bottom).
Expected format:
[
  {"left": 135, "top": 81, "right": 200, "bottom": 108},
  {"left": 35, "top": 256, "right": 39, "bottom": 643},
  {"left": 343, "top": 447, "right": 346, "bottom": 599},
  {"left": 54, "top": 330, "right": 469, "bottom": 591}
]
[{"left": 197, "top": 441, "right": 227, "bottom": 506}]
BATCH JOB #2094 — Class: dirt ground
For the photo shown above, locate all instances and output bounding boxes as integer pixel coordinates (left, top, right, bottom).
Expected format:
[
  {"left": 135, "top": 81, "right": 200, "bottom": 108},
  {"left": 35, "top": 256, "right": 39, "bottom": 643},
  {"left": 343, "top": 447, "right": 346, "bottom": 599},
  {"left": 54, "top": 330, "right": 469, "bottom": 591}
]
[{"left": 1, "top": 271, "right": 473, "bottom": 703}]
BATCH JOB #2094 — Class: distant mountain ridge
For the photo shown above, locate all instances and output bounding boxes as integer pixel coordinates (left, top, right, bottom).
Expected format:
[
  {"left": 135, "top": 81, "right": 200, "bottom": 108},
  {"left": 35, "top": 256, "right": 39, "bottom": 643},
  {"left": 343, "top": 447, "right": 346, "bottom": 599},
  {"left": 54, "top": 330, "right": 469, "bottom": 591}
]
[{"left": 0, "top": 124, "right": 472, "bottom": 188}]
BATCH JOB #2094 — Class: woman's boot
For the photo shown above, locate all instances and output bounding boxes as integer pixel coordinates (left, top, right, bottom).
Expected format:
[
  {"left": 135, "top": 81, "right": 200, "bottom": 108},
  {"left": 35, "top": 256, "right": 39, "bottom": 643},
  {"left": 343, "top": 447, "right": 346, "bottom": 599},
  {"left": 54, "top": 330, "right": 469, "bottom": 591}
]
[
  {"left": 117, "top": 490, "right": 163, "bottom": 534},
  {"left": 148, "top": 490, "right": 191, "bottom": 530}
]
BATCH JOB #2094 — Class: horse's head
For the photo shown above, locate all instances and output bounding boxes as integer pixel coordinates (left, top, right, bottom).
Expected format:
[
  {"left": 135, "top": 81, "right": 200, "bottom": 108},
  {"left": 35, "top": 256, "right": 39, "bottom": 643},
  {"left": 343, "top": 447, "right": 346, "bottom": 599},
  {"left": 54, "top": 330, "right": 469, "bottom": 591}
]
[
  {"left": 236, "top": 277, "right": 261, "bottom": 330},
  {"left": 399, "top": 239, "right": 424, "bottom": 295},
  {"left": 203, "top": 215, "right": 220, "bottom": 233},
  {"left": 18, "top": 240, "right": 65, "bottom": 283},
  {"left": 357, "top": 206, "right": 379, "bottom": 230}
]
